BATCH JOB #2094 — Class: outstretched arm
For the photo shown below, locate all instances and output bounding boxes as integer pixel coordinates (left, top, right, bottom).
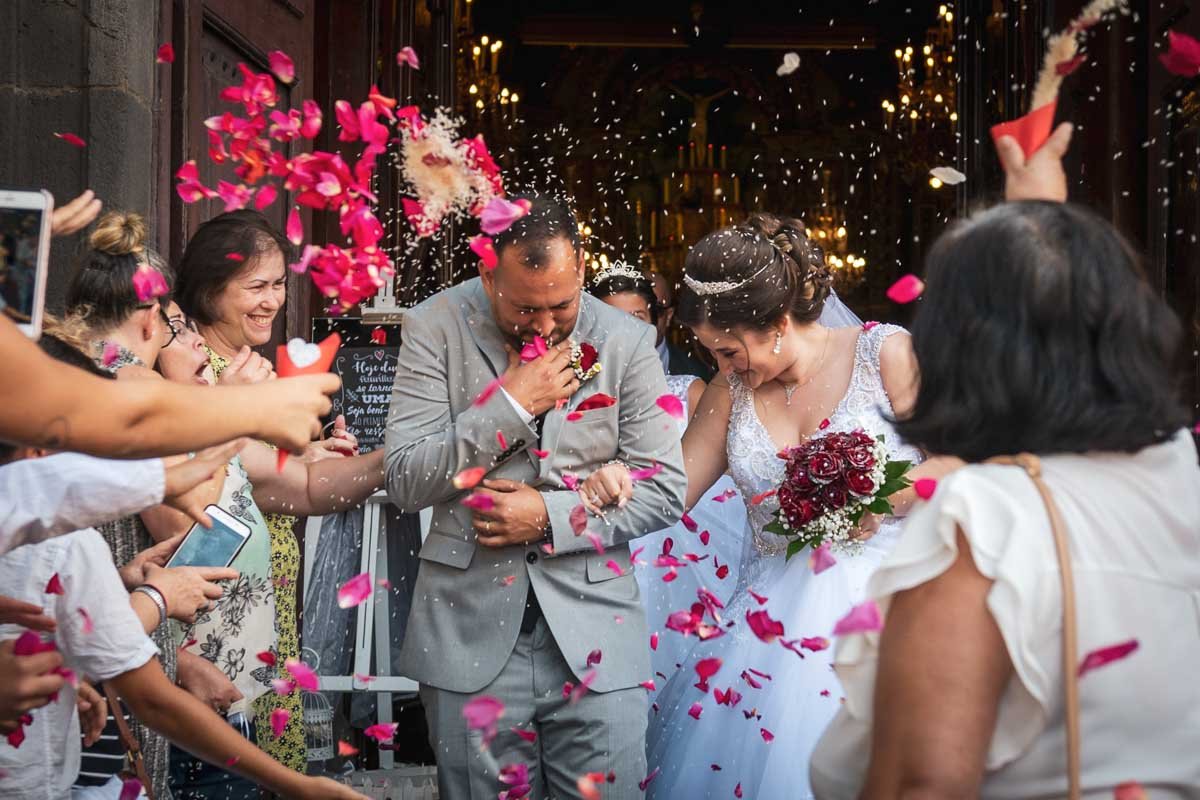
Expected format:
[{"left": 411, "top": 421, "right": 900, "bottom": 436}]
[
  {"left": 0, "top": 317, "right": 336, "bottom": 456},
  {"left": 241, "top": 440, "right": 385, "bottom": 516},
  {"left": 680, "top": 376, "right": 733, "bottom": 511}
]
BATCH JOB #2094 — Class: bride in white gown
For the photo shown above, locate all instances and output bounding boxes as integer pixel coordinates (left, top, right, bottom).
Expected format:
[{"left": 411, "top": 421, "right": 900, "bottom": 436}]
[{"left": 581, "top": 215, "right": 950, "bottom": 799}]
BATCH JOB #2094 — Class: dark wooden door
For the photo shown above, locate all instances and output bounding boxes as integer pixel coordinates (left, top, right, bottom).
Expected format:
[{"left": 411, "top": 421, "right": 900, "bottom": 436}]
[{"left": 165, "top": 0, "right": 316, "bottom": 344}]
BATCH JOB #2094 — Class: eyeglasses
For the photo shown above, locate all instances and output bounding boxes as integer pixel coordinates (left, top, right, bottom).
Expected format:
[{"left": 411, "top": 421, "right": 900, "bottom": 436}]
[{"left": 160, "top": 309, "right": 199, "bottom": 349}]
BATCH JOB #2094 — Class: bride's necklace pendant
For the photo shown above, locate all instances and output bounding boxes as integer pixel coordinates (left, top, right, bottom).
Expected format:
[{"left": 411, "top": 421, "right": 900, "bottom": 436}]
[{"left": 782, "top": 383, "right": 799, "bottom": 406}]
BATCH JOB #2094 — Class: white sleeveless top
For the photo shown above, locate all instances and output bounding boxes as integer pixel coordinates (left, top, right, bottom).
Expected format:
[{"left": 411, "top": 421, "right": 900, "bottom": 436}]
[{"left": 811, "top": 429, "right": 1200, "bottom": 797}]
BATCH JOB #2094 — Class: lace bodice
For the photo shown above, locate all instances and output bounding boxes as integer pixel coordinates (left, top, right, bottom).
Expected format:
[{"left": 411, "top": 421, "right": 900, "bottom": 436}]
[
  {"left": 725, "top": 324, "right": 924, "bottom": 561},
  {"left": 664, "top": 373, "right": 700, "bottom": 434}
]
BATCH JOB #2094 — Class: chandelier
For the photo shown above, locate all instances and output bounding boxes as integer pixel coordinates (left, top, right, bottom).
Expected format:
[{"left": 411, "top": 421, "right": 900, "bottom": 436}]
[
  {"left": 806, "top": 170, "right": 867, "bottom": 294},
  {"left": 461, "top": 35, "right": 520, "bottom": 124},
  {"left": 882, "top": 2, "right": 957, "bottom": 177}
]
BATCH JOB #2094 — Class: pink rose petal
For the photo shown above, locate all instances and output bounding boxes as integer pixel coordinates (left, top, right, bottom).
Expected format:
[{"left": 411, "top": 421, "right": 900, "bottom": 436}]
[
  {"left": 480, "top": 197, "right": 532, "bottom": 235},
  {"left": 1114, "top": 781, "right": 1149, "bottom": 800},
  {"left": 132, "top": 264, "right": 168, "bottom": 303},
  {"left": 605, "top": 559, "right": 624, "bottom": 577},
  {"left": 511, "top": 726, "right": 537, "bottom": 743},
  {"left": 44, "top": 573, "right": 65, "bottom": 595},
  {"left": 745, "top": 609, "right": 784, "bottom": 643},
  {"left": 271, "top": 678, "right": 296, "bottom": 696},
  {"left": 693, "top": 657, "right": 722, "bottom": 692},
  {"left": 119, "top": 777, "right": 143, "bottom": 800},
  {"left": 809, "top": 543, "right": 837, "bottom": 575},
  {"left": 337, "top": 572, "right": 372, "bottom": 609},
  {"left": 629, "top": 463, "right": 662, "bottom": 482},
  {"left": 270, "top": 708, "right": 291, "bottom": 738},
  {"left": 886, "top": 274, "right": 925, "bottom": 304},
  {"left": 338, "top": 740, "right": 359, "bottom": 756},
  {"left": 760, "top": 727, "right": 775, "bottom": 743},
  {"left": 285, "top": 659, "right": 319, "bottom": 692},
  {"left": 687, "top": 701, "right": 703, "bottom": 720},
  {"left": 256, "top": 651, "right": 277, "bottom": 666},
  {"left": 364, "top": 722, "right": 398, "bottom": 742},
  {"left": 1160, "top": 30, "right": 1200, "bottom": 76},
  {"left": 1078, "top": 639, "right": 1139, "bottom": 678},
  {"left": 569, "top": 504, "right": 588, "bottom": 536},
  {"left": 462, "top": 695, "right": 504, "bottom": 746},
  {"left": 656, "top": 393, "right": 684, "bottom": 419},
  {"left": 914, "top": 477, "right": 938, "bottom": 500},
  {"left": 156, "top": 43, "right": 175, "bottom": 64},
  {"left": 650, "top": 632, "right": 659, "bottom": 651},
  {"left": 832, "top": 600, "right": 883, "bottom": 636},
  {"left": 268, "top": 50, "right": 295, "bottom": 84},
  {"left": 454, "top": 467, "right": 487, "bottom": 490},
  {"left": 461, "top": 492, "right": 495, "bottom": 512},
  {"left": 395, "top": 46, "right": 421, "bottom": 69},
  {"left": 286, "top": 206, "right": 303, "bottom": 246},
  {"left": 473, "top": 375, "right": 504, "bottom": 407},
  {"left": 54, "top": 132, "right": 87, "bottom": 148},
  {"left": 562, "top": 473, "right": 580, "bottom": 491},
  {"left": 78, "top": 607, "right": 95, "bottom": 634},
  {"left": 712, "top": 488, "right": 738, "bottom": 503},
  {"left": 470, "top": 235, "right": 498, "bottom": 269}
]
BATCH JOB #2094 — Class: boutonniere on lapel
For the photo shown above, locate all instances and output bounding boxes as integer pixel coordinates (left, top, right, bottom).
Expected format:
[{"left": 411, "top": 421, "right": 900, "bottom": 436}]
[{"left": 569, "top": 340, "right": 601, "bottom": 383}]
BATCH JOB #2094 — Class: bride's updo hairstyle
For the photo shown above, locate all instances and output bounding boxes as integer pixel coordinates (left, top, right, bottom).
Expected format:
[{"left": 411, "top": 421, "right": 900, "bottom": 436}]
[{"left": 676, "top": 213, "right": 831, "bottom": 332}]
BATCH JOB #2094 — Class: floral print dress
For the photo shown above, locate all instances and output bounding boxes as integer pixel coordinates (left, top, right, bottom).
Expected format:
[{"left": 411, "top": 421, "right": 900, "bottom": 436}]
[{"left": 204, "top": 345, "right": 306, "bottom": 771}]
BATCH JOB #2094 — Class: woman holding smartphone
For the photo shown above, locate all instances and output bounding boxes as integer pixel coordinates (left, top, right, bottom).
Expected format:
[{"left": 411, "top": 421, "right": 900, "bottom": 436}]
[{"left": 65, "top": 212, "right": 385, "bottom": 798}]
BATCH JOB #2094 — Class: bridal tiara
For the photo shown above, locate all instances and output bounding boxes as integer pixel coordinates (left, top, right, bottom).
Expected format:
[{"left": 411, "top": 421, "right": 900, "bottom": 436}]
[
  {"left": 590, "top": 260, "right": 646, "bottom": 286},
  {"left": 682, "top": 261, "right": 772, "bottom": 296}
]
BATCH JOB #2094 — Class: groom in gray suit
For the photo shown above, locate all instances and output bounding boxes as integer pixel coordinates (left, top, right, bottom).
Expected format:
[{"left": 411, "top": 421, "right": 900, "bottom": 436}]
[{"left": 384, "top": 195, "right": 685, "bottom": 799}]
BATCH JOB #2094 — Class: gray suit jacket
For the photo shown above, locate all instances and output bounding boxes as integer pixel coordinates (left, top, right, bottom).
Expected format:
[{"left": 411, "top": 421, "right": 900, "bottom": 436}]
[{"left": 384, "top": 278, "right": 685, "bottom": 694}]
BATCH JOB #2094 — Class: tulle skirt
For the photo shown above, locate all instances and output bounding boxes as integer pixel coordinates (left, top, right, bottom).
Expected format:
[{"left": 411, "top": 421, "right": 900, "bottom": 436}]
[
  {"left": 644, "top": 521, "right": 902, "bottom": 800},
  {"left": 633, "top": 474, "right": 747, "bottom": 687}
]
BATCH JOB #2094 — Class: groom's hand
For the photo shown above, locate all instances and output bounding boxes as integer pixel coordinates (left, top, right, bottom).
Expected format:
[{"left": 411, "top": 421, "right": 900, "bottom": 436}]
[
  {"left": 472, "top": 479, "right": 551, "bottom": 547},
  {"left": 502, "top": 344, "right": 579, "bottom": 416}
]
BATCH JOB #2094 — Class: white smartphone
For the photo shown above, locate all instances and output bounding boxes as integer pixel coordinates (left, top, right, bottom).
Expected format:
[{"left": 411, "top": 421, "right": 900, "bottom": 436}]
[
  {"left": 0, "top": 188, "right": 54, "bottom": 339},
  {"left": 166, "top": 505, "right": 253, "bottom": 569}
]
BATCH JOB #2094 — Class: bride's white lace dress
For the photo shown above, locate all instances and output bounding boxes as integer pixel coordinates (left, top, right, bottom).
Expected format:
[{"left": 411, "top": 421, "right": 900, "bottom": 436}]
[{"left": 645, "top": 324, "right": 923, "bottom": 799}]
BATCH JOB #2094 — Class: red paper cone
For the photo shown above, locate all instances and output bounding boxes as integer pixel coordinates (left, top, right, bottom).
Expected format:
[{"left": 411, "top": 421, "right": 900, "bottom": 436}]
[
  {"left": 274, "top": 333, "right": 342, "bottom": 472},
  {"left": 989, "top": 100, "right": 1057, "bottom": 159}
]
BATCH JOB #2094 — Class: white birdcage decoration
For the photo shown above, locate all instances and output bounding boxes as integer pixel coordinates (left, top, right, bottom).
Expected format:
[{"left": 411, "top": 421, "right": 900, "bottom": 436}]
[{"left": 301, "top": 647, "right": 335, "bottom": 762}]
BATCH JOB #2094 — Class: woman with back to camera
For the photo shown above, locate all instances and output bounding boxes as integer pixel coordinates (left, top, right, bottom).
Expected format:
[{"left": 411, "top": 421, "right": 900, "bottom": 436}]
[
  {"left": 588, "top": 262, "right": 747, "bottom": 685},
  {"left": 582, "top": 215, "right": 956, "bottom": 798},
  {"left": 810, "top": 127, "right": 1200, "bottom": 797}
]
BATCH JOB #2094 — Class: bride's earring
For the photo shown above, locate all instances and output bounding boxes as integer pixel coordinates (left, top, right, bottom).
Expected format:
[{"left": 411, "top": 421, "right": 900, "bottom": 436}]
[{"left": 772, "top": 331, "right": 782, "bottom": 355}]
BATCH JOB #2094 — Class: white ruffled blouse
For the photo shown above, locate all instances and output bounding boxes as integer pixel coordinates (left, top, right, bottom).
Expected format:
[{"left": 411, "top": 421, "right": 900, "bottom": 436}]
[{"left": 811, "top": 429, "right": 1200, "bottom": 798}]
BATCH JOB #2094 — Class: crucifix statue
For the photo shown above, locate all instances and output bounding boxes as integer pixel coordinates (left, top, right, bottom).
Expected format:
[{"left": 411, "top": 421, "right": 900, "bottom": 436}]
[{"left": 667, "top": 83, "right": 731, "bottom": 156}]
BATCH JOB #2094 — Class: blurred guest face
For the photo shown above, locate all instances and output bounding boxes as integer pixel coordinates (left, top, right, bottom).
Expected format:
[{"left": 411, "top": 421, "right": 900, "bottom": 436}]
[
  {"left": 648, "top": 272, "right": 673, "bottom": 345},
  {"left": 158, "top": 301, "right": 212, "bottom": 386},
  {"left": 690, "top": 321, "right": 779, "bottom": 389},
  {"left": 600, "top": 291, "right": 653, "bottom": 325},
  {"left": 481, "top": 237, "right": 585, "bottom": 350},
  {"left": 207, "top": 247, "right": 286, "bottom": 349}
]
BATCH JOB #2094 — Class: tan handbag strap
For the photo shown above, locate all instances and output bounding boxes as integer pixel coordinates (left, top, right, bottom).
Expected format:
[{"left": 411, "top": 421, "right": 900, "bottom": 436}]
[
  {"left": 989, "top": 454, "right": 1081, "bottom": 799},
  {"left": 100, "top": 682, "right": 156, "bottom": 800}
]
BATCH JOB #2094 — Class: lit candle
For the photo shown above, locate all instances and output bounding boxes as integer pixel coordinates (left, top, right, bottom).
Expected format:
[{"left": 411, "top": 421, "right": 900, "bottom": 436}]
[
  {"left": 683, "top": 173, "right": 690, "bottom": 193},
  {"left": 662, "top": 177, "right": 670, "bottom": 204},
  {"left": 706, "top": 143, "right": 713, "bottom": 168},
  {"left": 676, "top": 213, "right": 683, "bottom": 240},
  {"left": 733, "top": 175, "right": 741, "bottom": 204},
  {"left": 720, "top": 145, "right": 727, "bottom": 170},
  {"left": 689, "top": 141, "right": 696, "bottom": 168},
  {"left": 677, "top": 145, "right": 684, "bottom": 169},
  {"left": 650, "top": 212, "right": 657, "bottom": 246}
]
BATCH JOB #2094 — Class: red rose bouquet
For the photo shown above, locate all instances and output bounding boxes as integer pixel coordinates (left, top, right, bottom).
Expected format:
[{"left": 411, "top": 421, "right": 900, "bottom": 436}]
[{"left": 764, "top": 429, "right": 912, "bottom": 560}]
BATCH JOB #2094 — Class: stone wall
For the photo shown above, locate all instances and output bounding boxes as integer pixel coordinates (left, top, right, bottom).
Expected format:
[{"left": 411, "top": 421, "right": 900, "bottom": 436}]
[{"left": 0, "top": 0, "right": 161, "bottom": 311}]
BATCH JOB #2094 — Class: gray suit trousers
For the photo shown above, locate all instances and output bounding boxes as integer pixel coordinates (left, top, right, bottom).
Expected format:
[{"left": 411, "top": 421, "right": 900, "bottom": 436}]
[{"left": 419, "top": 617, "right": 648, "bottom": 800}]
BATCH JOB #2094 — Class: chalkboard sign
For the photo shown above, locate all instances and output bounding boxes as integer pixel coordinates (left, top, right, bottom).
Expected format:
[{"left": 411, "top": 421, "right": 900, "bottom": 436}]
[
  {"left": 313, "top": 317, "right": 403, "bottom": 454},
  {"left": 328, "top": 347, "right": 399, "bottom": 453}
]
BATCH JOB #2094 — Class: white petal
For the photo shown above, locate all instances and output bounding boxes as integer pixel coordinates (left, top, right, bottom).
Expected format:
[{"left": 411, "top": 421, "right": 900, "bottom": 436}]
[
  {"left": 776, "top": 52, "right": 801, "bottom": 77},
  {"left": 929, "top": 166, "right": 967, "bottom": 185}
]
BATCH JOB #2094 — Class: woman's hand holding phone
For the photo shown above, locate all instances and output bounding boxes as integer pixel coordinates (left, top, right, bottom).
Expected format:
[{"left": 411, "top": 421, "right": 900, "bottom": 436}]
[{"left": 142, "top": 562, "right": 238, "bottom": 624}]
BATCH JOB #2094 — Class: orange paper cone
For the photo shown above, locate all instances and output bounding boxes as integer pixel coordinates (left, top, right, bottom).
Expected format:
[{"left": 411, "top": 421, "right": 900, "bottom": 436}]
[{"left": 990, "top": 100, "right": 1057, "bottom": 159}]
